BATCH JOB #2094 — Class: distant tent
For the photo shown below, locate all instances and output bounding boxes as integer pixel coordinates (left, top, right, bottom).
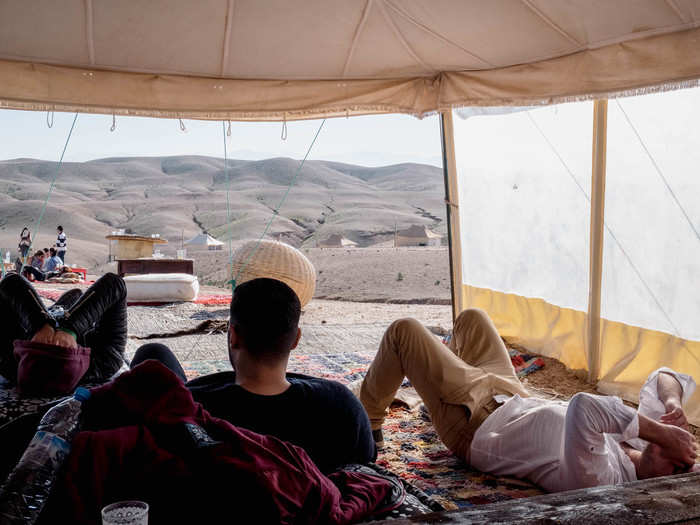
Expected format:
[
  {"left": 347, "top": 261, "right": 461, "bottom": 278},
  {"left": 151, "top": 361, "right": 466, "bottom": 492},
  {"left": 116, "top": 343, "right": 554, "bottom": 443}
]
[
  {"left": 395, "top": 225, "right": 442, "bottom": 247},
  {"left": 318, "top": 234, "right": 358, "bottom": 248},
  {"left": 184, "top": 233, "right": 224, "bottom": 251}
]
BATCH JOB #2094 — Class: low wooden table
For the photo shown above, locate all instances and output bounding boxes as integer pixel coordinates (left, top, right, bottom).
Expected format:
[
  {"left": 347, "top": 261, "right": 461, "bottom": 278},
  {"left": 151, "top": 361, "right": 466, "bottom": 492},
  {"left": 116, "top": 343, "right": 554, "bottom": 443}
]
[
  {"left": 385, "top": 471, "right": 700, "bottom": 524},
  {"left": 117, "top": 259, "right": 194, "bottom": 277}
]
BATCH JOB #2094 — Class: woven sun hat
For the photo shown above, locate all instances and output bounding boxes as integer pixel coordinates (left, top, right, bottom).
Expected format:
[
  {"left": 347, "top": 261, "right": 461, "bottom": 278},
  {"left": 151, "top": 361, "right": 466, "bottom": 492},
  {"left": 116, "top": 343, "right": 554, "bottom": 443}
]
[{"left": 231, "top": 240, "right": 316, "bottom": 306}]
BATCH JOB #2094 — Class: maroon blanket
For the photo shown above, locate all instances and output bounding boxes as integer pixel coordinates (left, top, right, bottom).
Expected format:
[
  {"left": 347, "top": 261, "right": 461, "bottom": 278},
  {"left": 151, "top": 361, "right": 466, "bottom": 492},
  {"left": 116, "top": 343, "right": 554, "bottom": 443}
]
[{"left": 40, "top": 361, "right": 390, "bottom": 524}]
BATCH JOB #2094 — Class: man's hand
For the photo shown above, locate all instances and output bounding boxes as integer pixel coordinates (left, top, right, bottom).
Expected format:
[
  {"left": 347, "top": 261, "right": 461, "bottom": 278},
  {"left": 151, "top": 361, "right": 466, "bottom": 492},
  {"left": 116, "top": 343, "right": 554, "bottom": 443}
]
[
  {"left": 657, "top": 423, "right": 698, "bottom": 467},
  {"left": 31, "top": 324, "right": 55, "bottom": 345},
  {"left": 660, "top": 401, "right": 689, "bottom": 431},
  {"left": 52, "top": 329, "right": 77, "bottom": 350}
]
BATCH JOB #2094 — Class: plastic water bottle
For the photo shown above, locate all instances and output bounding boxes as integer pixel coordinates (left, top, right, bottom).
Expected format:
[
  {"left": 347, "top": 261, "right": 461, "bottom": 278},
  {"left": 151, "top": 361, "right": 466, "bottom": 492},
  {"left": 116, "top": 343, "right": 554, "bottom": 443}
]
[{"left": 0, "top": 387, "right": 91, "bottom": 524}]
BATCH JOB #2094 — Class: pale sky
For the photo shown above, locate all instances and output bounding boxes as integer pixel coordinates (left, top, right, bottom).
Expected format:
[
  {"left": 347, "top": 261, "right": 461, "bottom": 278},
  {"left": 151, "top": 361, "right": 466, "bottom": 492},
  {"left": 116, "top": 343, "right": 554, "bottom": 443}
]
[
  {"left": 0, "top": 110, "right": 443, "bottom": 167},
  {"left": 2, "top": 85, "right": 699, "bottom": 172}
]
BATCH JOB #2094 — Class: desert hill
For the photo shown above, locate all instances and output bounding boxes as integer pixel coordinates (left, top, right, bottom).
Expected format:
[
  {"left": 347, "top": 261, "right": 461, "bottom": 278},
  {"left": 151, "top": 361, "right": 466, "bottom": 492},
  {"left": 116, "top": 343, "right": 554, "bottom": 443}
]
[{"left": 0, "top": 156, "right": 446, "bottom": 269}]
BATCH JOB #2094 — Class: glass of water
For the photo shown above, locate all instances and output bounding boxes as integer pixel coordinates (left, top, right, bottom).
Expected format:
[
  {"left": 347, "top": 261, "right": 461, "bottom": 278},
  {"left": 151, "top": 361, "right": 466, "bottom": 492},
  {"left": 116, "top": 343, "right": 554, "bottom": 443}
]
[{"left": 102, "top": 501, "right": 149, "bottom": 525}]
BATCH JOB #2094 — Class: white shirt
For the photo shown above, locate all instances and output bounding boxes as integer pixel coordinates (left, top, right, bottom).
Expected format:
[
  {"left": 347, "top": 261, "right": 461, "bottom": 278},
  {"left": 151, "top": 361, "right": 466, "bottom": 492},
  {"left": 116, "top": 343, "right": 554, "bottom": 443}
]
[
  {"left": 469, "top": 368, "right": 696, "bottom": 492},
  {"left": 56, "top": 232, "right": 67, "bottom": 250}
]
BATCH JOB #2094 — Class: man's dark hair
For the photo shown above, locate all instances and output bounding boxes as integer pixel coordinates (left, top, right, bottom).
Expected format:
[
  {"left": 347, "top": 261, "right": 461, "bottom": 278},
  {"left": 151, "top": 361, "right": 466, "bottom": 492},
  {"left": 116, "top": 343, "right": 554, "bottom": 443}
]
[
  {"left": 43, "top": 248, "right": 49, "bottom": 254},
  {"left": 230, "top": 278, "right": 301, "bottom": 361},
  {"left": 57, "top": 225, "right": 63, "bottom": 232},
  {"left": 50, "top": 248, "right": 56, "bottom": 256},
  {"left": 34, "top": 251, "right": 44, "bottom": 258}
]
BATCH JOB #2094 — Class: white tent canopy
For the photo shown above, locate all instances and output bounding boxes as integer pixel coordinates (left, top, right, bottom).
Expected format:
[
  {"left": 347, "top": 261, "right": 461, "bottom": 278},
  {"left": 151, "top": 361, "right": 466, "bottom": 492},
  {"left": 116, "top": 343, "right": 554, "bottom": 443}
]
[
  {"left": 184, "top": 233, "right": 225, "bottom": 250},
  {"left": 318, "top": 234, "right": 358, "bottom": 248},
  {"left": 1, "top": 1, "right": 700, "bottom": 119},
  {"left": 396, "top": 225, "right": 442, "bottom": 247}
]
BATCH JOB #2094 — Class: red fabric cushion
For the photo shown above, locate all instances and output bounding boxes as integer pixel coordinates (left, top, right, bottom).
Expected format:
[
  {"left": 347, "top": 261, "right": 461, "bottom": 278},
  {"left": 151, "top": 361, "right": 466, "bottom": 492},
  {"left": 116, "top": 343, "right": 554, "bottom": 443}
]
[{"left": 13, "top": 340, "right": 91, "bottom": 396}]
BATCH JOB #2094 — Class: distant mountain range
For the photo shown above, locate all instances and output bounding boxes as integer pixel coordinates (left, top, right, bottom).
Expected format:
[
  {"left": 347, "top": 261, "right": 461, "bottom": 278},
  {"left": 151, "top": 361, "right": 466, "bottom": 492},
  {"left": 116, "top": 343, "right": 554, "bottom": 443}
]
[{"left": 0, "top": 156, "right": 446, "bottom": 268}]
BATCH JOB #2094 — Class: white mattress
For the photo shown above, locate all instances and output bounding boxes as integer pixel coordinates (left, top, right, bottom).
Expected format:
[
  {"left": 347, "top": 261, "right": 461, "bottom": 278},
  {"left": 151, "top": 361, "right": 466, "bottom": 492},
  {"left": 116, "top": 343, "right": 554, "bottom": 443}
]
[{"left": 124, "top": 273, "right": 199, "bottom": 302}]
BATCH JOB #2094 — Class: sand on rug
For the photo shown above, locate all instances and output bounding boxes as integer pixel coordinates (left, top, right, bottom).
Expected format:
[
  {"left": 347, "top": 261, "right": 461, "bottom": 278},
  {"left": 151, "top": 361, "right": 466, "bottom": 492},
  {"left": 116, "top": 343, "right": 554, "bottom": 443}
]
[{"left": 181, "top": 349, "right": 545, "bottom": 510}]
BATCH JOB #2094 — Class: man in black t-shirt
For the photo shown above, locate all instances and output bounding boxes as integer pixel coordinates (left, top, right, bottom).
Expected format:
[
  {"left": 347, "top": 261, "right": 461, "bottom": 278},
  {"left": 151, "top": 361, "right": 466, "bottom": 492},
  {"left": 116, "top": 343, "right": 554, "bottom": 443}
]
[{"left": 131, "top": 278, "right": 376, "bottom": 473}]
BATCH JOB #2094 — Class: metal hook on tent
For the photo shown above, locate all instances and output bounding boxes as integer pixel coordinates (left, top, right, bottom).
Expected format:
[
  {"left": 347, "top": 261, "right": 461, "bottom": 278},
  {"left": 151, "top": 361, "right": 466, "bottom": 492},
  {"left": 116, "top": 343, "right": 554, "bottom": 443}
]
[
  {"left": 226, "top": 120, "right": 232, "bottom": 137},
  {"left": 46, "top": 111, "right": 54, "bottom": 128},
  {"left": 110, "top": 113, "right": 116, "bottom": 132},
  {"left": 281, "top": 114, "right": 288, "bottom": 141}
]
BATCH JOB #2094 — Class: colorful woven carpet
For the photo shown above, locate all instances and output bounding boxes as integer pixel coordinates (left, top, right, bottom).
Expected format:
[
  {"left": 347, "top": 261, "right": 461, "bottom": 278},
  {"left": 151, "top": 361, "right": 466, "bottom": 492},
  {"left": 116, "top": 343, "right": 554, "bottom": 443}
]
[{"left": 181, "top": 349, "right": 545, "bottom": 510}]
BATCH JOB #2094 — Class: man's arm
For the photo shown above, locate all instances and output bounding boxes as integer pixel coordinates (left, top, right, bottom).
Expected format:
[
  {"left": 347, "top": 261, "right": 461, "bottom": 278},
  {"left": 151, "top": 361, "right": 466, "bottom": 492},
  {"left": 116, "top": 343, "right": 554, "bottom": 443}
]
[
  {"left": 562, "top": 393, "right": 639, "bottom": 490},
  {"left": 657, "top": 372, "right": 689, "bottom": 429}
]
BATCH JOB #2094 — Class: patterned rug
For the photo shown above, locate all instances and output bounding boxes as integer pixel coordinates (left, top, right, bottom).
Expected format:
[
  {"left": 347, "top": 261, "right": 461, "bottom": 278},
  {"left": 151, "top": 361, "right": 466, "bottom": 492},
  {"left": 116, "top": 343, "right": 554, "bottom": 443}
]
[{"left": 181, "top": 349, "right": 545, "bottom": 510}]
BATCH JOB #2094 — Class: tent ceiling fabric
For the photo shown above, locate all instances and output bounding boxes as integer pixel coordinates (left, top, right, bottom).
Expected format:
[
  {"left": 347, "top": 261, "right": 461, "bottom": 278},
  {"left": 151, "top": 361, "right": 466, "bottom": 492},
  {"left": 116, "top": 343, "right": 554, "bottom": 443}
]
[{"left": 1, "top": 0, "right": 699, "bottom": 120}]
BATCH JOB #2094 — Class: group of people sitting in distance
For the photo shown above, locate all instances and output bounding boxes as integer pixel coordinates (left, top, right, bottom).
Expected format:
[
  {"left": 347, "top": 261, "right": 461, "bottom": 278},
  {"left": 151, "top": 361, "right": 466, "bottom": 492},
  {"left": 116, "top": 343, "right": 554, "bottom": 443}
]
[
  {"left": 14, "top": 226, "right": 68, "bottom": 281},
  {"left": 0, "top": 271, "right": 696, "bottom": 499},
  {"left": 22, "top": 248, "right": 66, "bottom": 282}
]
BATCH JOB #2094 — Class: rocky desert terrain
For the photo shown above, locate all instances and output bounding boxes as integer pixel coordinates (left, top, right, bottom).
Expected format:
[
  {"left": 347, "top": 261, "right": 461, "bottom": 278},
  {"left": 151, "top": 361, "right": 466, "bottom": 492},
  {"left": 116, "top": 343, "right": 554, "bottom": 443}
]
[{"left": 0, "top": 155, "right": 446, "bottom": 270}]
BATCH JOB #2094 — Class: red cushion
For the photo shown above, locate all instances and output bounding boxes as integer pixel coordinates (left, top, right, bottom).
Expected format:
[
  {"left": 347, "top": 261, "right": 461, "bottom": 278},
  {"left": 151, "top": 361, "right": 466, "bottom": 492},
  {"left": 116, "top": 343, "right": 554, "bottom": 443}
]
[{"left": 13, "top": 340, "right": 91, "bottom": 396}]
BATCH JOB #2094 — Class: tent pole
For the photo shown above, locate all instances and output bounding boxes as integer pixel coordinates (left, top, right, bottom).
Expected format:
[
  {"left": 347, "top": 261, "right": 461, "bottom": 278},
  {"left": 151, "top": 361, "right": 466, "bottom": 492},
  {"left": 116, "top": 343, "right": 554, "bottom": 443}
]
[
  {"left": 440, "top": 111, "right": 464, "bottom": 322},
  {"left": 587, "top": 100, "right": 608, "bottom": 382}
]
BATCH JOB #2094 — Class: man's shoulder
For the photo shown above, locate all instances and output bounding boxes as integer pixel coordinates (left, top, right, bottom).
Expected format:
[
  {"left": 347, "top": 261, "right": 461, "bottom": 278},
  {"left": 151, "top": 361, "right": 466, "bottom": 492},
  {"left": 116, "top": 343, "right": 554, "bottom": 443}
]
[
  {"left": 288, "top": 374, "right": 361, "bottom": 406},
  {"left": 186, "top": 371, "right": 237, "bottom": 393},
  {"left": 288, "top": 373, "right": 348, "bottom": 391}
]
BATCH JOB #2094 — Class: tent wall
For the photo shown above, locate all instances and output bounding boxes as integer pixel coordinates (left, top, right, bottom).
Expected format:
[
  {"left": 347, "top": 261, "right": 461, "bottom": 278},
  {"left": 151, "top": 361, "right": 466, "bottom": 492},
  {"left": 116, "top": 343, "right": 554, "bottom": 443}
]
[{"left": 453, "top": 94, "right": 700, "bottom": 425}]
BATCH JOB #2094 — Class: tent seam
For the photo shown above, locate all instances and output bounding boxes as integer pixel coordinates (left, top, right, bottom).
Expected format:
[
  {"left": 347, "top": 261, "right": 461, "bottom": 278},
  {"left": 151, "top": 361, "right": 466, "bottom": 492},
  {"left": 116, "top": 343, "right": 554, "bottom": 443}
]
[
  {"left": 342, "top": 0, "right": 373, "bottom": 78},
  {"left": 220, "top": 0, "right": 235, "bottom": 77},
  {"left": 383, "top": 0, "right": 494, "bottom": 68},
  {"left": 376, "top": 0, "right": 435, "bottom": 73}
]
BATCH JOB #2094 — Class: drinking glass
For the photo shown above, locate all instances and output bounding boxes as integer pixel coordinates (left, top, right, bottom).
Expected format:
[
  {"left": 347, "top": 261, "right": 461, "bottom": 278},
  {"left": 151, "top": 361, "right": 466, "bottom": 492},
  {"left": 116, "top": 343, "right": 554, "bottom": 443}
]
[{"left": 101, "top": 501, "right": 149, "bottom": 525}]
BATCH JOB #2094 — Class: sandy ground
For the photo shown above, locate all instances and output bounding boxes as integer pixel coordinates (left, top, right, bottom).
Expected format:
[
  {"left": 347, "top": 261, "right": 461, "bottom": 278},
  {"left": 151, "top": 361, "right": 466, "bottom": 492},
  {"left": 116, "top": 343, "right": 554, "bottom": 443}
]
[
  {"left": 122, "top": 299, "right": 452, "bottom": 361},
  {"left": 192, "top": 246, "right": 452, "bottom": 303}
]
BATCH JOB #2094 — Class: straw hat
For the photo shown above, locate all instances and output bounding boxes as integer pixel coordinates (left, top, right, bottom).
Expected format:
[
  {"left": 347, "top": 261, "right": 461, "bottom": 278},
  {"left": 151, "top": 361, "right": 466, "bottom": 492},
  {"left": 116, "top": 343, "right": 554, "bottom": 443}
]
[{"left": 231, "top": 240, "right": 316, "bottom": 306}]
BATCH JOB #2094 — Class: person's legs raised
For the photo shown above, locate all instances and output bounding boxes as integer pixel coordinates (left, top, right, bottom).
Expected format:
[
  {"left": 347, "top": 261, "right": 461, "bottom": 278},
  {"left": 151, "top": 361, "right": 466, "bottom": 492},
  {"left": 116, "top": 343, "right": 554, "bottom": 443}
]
[
  {"left": 64, "top": 273, "right": 128, "bottom": 382},
  {"left": 450, "top": 308, "right": 523, "bottom": 384},
  {"left": 51, "top": 288, "right": 83, "bottom": 312},
  {"left": 131, "top": 343, "right": 187, "bottom": 382},
  {"left": 0, "top": 274, "right": 53, "bottom": 381},
  {"left": 361, "top": 318, "right": 488, "bottom": 459}
]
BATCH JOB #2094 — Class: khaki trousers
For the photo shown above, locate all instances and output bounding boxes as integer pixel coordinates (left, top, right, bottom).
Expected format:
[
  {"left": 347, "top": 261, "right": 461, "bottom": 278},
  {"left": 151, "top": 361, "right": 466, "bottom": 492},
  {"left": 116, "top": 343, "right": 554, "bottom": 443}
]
[{"left": 360, "top": 309, "right": 528, "bottom": 462}]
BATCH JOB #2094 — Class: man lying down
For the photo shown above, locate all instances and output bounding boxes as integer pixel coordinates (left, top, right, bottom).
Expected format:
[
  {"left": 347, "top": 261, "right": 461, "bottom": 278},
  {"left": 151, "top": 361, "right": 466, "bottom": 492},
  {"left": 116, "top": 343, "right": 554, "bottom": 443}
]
[{"left": 360, "top": 309, "right": 698, "bottom": 492}]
